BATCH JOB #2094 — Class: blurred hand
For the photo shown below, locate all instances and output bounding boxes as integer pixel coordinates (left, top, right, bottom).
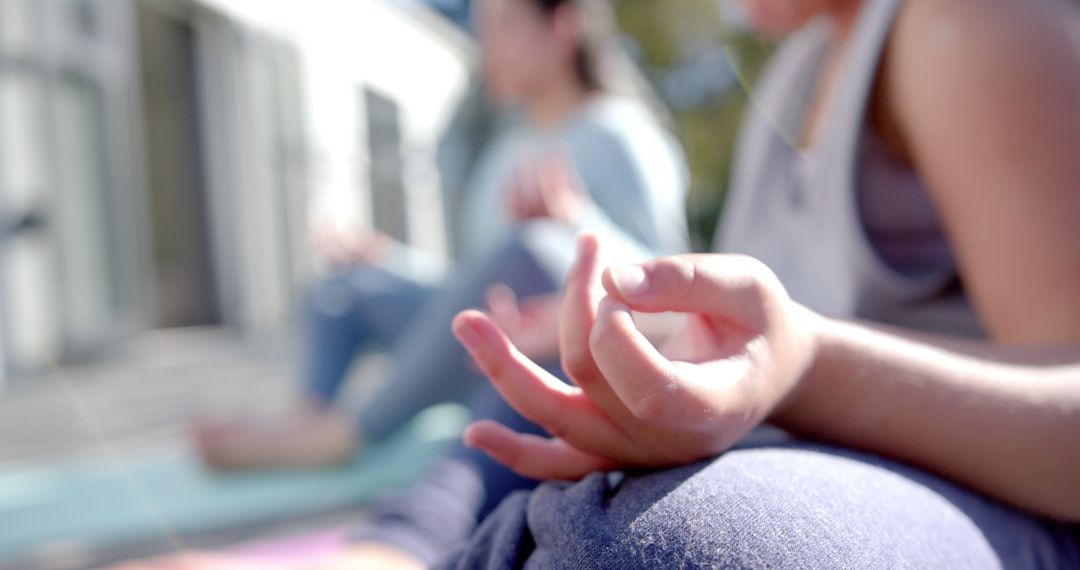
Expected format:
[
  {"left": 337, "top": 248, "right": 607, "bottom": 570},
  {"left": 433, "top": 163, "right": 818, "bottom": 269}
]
[
  {"left": 485, "top": 285, "right": 561, "bottom": 361},
  {"left": 311, "top": 223, "right": 391, "bottom": 266},
  {"left": 452, "top": 234, "right": 818, "bottom": 480},
  {"left": 506, "top": 154, "right": 588, "bottom": 223}
]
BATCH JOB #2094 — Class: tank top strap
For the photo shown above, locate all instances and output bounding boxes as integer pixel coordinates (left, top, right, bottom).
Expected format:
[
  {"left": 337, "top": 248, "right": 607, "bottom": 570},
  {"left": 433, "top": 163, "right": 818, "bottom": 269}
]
[{"left": 810, "top": 0, "right": 902, "bottom": 188}]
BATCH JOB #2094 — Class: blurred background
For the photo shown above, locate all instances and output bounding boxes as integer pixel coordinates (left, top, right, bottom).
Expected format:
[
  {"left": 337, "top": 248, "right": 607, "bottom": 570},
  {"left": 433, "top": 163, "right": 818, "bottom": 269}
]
[{"left": 0, "top": 0, "right": 768, "bottom": 567}]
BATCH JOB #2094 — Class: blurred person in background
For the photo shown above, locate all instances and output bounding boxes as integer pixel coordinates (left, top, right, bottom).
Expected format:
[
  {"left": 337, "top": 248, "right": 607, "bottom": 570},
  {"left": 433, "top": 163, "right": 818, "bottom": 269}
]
[
  {"left": 191, "top": 0, "right": 688, "bottom": 473},
  {"left": 434, "top": 0, "right": 1080, "bottom": 566}
]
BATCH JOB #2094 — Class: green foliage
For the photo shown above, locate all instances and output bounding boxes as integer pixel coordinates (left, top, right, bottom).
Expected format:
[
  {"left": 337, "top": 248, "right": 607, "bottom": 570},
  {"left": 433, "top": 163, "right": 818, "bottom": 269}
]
[{"left": 613, "top": 1, "right": 773, "bottom": 248}]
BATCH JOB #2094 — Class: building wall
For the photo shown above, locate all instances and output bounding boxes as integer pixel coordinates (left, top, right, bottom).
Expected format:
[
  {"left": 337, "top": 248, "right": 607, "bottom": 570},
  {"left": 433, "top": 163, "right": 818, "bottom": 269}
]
[
  {"left": 183, "top": 0, "right": 474, "bottom": 338},
  {"left": 0, "top": 0, "right": 146, "bottom": 379},
  {"left": 0, "top": 0, "right": 474, "bottom": 382}
]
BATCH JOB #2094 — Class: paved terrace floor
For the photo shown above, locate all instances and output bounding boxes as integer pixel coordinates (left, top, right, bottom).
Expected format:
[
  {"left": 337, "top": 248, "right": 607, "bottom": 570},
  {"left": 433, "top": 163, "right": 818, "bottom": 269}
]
[
  {"left": 0, "top": 328, "right": 399, "bottom": 570},
  {"left": 0, "top": 328, "right": 295, "bottom": 467}
]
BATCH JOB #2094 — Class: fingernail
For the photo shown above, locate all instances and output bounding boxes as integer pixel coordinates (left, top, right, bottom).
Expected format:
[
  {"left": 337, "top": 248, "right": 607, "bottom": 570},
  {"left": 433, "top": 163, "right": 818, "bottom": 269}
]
[{"left": 610, "top": 265, "right": 649, "bottom": 296}]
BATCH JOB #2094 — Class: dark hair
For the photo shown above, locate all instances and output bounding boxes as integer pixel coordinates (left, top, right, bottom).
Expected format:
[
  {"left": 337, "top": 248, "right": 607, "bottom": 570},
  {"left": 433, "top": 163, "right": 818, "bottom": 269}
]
[{"left": 529, "top": 0, "right": 614, "bottom": 92}]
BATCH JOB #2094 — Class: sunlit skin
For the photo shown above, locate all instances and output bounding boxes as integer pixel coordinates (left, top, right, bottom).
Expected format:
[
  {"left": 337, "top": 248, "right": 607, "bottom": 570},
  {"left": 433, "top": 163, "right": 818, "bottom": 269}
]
[
  {"left": 478, "top": 0, "right": 593, "bottom": 126},
  {"left": 740, "top": 0, "right": 851, "bottom": 38},
  {"left": 479, "top": 0, "right": 571, "bottom": 105}
]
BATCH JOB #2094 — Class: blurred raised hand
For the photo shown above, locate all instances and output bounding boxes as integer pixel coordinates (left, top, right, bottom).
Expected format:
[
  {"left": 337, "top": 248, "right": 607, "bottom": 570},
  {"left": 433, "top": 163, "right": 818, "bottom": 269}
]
[
  {"left": 505, "top": 154, "right": 588, "bottom": 223},
  {"left": 452, "top": 234, "right": 818, "bottom": 480},
  {"left": 311, "top": 222, "right": 392, "bottom": 266}
]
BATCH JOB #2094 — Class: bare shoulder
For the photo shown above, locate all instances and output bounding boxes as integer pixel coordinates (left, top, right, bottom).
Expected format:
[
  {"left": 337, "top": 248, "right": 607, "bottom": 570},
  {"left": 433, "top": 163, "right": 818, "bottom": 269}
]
[
  {"left": 872, "top": 0, "right": 1080, "bottom": 345},
  {"left": 886, "top": 0, "right": 1080, "bottom": 117},
  {"left": 891, "top": 0, "right": 1079, "bottom": 54},
  {"left": 878, "top": 0, "right": 1080, "bottom": 168}
]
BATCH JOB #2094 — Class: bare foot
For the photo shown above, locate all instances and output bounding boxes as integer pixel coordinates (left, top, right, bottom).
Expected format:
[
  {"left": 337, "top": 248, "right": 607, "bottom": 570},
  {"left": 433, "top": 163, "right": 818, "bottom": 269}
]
[
  {"left": 311, "top": 544, "right": 426, "bottom": 570},
  {"left": 108, "top": 551, "right": 281, "bottom": 570},
  {"left": 191, "top": 408, "right": 359, "bottom": 472},
  {"left": 111, "top": 546, "right": 425, "bottom": 570}
]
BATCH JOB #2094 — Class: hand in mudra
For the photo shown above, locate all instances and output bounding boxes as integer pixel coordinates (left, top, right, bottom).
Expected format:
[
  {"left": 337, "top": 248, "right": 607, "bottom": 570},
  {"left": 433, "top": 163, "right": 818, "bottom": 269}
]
[{"left": 452, "top": 234, "right": 817, "bottom": 480}]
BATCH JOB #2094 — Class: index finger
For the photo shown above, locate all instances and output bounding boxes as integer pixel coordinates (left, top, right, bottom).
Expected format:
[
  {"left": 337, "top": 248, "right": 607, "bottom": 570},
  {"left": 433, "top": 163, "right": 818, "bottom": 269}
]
[
  {"left": 559, "top": 235, "right": 640, "bottom": 426},
  {"left": 453, "top": 310, "right": 630, "bottom": 457}
]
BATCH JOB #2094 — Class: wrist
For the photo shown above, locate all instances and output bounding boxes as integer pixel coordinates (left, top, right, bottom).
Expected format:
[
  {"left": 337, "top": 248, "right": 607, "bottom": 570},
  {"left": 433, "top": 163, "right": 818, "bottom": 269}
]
[{"left": 769, "top": 302, "right": 827, "bottom": 427}]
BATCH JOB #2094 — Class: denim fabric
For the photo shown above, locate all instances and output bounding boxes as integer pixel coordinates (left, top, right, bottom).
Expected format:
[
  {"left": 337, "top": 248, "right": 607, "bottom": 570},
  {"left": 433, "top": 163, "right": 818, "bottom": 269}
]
[
  {"left": 303, "top": 221, "right": 577, "bottom": 438},
  {"left": 440, "top": 435, "right": 1080, "bottom": 569},
  {"left": 353, "top": 221, "right": 578, "bottom": 442},
  {"left": 353, "top": 366, "right": 562, "bottom": 566},
  {"left": 305, "top": 264, "right": 439, "bottom": 404}
]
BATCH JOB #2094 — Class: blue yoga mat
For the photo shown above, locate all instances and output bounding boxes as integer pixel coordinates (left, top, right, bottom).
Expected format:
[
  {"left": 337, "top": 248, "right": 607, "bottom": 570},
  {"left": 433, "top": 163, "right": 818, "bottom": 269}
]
[{"left": 0, "top": 405, "right": 469, "bottom": 562}]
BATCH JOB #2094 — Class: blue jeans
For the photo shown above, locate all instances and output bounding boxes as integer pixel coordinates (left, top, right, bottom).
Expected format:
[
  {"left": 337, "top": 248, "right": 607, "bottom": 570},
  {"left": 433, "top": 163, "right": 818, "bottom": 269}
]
[
  {"left": 438, "top": 430, "right": 1080, "bottom": 569},
  {"left": 304, "top": 221, "right": 581, "bottom": 441},
  {"left": 305, "top": 264, "right": 438, "bottom": 405},
  {"left": 352, "top": 371, "right": 559, "bottom": 564}
]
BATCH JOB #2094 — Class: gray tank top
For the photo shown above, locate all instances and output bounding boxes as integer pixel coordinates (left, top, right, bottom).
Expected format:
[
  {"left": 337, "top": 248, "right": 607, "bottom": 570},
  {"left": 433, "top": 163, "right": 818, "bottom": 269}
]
[{"left": 717, "top": 0, "right": 983, "bottom": 337}]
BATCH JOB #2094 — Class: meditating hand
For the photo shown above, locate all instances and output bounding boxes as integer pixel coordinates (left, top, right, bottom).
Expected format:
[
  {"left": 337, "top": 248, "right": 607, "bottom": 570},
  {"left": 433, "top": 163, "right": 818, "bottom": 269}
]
[
  {"left": 453, "top": 233, "right": 819, "bottom": 480},
  {"left": 505, "top": 154, "right": 588, "bottom": 223}
]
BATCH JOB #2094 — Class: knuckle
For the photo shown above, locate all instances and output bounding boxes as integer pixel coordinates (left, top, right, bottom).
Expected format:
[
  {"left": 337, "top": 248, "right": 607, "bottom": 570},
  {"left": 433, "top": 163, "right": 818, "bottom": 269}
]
[
  {"left": 629, "top": 392, "right": 667, "bottom": 423},
  {"left": 588, "top": 318, "right": 624, "bottom": 364},
  {"left": 628, "top": 381, "right": 690, "bottom": 426},
  {"left": 588, "top": 320, "right": 609, "bottom": 353},
  {"left": 660, "top": 256, "right": 698, "bottom": 298},
  {"left": 733, "top": 255, "right": 781, "bottom": 293},
  {"left": 562, "top": 345, "right": 596, "bottom": 384}
]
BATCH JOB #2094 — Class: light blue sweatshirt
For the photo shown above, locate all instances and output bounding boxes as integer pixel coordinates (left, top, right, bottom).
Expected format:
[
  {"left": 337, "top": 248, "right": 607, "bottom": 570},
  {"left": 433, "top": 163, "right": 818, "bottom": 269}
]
[{"left": 456, "top": 95, "right": 689, "bottom": 262}]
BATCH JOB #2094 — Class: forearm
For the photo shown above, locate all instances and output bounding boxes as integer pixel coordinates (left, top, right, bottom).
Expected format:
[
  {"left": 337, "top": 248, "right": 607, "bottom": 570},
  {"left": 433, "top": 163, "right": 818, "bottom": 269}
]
[{"left": 774, "top": 311, "right": 1080, "bottom": 521}]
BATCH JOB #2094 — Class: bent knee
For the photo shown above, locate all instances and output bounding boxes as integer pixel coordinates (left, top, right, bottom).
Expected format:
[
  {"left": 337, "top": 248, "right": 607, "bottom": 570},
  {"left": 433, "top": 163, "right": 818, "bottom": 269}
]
[
  {"left": 506, "top": 220, "right": 578, "bottom": 266},
  {"left": 528, "top": 447, "right": 1006, "bottom": 569},
  {"left": 308, "top": 273, "right": 358, "bottom": 318}
]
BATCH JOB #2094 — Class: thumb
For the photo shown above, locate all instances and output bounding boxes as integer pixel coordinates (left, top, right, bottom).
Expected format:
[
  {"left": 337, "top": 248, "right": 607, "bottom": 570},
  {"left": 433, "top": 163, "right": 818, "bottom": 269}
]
[{"left": 601, "top": 254, "right": 785, "bottom": 330}]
